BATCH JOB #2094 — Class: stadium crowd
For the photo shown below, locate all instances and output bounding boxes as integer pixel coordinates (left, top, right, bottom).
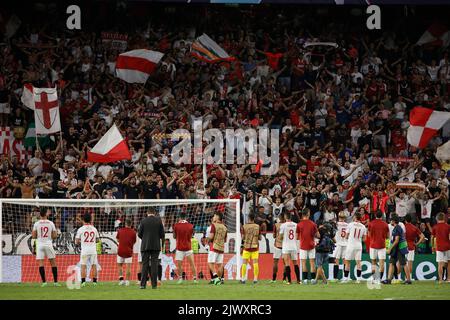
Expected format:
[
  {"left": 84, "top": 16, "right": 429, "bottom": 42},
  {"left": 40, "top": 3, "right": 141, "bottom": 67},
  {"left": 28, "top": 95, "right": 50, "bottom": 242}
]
[{"left": 0, "top": 5, "right": 449, "bottom": 255}]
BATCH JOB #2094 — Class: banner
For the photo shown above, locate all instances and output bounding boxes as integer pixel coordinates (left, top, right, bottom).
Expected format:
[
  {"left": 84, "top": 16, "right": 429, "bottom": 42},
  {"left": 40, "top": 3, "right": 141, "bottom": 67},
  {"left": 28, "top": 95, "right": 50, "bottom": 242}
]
[
  {"left": 101, "top": 32, "right": 128, "bottom": 52},
  {"left": 1, "top": 253, "right": 441, "bottom": 283},
  {"left": 0, "top": 127, "right": 31, "bottom": 163}
]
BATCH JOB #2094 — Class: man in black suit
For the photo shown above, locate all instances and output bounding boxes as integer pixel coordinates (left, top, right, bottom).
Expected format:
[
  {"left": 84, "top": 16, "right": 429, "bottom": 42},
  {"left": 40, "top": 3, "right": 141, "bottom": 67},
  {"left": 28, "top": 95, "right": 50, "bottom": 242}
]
[{"left": 138, "top": 208, "right": 165, "bottom": 289}]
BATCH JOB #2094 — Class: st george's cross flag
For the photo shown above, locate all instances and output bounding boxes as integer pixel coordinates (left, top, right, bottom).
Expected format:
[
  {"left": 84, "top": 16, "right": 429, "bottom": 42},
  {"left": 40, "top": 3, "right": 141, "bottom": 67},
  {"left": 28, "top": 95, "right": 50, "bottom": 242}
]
[
  {"left": 407, "top": 106, "right": 450, "bottom": 149},
  {"left": 32, "top": 87, "right": 61, "bottom": 134},
  {"left": 87, "top": 124, "right": 131, "bottom": 163},
  {"left": 115, "top": 49, "right": 164, "bottom": 83}
]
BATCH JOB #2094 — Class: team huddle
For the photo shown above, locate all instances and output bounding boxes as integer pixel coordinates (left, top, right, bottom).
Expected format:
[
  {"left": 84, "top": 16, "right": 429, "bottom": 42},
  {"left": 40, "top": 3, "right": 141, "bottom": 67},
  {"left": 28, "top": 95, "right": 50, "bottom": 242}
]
[{"left": 31, "top": 207, "right": 450, "bottom": 286}]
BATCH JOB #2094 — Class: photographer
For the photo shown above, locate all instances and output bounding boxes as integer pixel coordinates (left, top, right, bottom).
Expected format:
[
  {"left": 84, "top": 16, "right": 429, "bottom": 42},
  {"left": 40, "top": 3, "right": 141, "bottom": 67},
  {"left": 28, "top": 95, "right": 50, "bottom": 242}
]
[{"left": 314, "top": 222, "right": 335, "bottom": 285}]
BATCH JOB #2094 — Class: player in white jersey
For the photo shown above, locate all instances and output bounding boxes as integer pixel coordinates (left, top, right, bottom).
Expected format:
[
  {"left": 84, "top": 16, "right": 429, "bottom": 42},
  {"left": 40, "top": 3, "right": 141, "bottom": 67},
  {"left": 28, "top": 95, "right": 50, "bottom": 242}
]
[
  {"left": 331, "top": 212, "right": 348, "bottom": 281},
  {"left": 342, "top": 213, "right": 367, "bottom": 283},
  {"left": 32, "top": 208, "right": 59, "bottom": 287},
  {"left": 75, "top": 213, "right": 100, "bottom": 287},
  {"left": 279, "top": 212, "right": 300, "bottom": 284}
]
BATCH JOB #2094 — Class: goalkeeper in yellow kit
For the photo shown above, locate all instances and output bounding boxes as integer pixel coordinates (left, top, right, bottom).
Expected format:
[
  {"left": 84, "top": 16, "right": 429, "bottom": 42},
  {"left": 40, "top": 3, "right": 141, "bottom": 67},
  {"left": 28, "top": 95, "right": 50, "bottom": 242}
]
[{"left": 240, "top": 213, "right": 261, "bottom": 284}]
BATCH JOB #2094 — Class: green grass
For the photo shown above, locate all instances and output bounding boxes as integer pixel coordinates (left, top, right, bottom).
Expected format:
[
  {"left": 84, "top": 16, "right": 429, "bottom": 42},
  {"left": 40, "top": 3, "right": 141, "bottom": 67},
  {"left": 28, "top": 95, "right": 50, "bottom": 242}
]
[{"left": 0, "top": 281, "right": 449, "bottom": 300}]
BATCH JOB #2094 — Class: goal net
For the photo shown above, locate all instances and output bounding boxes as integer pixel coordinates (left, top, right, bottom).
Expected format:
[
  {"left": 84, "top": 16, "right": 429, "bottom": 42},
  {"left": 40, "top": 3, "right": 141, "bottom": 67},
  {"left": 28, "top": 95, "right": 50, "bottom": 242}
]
[{"left": 0, "top": 198, "right": 241, "bottom": 284}]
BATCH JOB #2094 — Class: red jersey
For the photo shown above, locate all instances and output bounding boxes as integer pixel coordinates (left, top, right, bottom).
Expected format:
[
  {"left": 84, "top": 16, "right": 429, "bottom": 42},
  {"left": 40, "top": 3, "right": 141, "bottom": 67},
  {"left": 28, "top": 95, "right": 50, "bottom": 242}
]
[
  {"left": 405, "top": 223, "right": 421, "bottom": 251},
  {"left": 265, "top": 52, "right": 283, "bottom": 70},
  {"left": 432, "top": 222, "right": 450, "bottom": 252},
  {"left": 296, "top": 219, "right": 318, "bottom": 250},
  {"left": 116, "top": 227, "right": 137, "bottom": 258},
  {"left": 173, "top": 220, "right": 194, "bottom": 251},
  {"left": 368, "top": 219, "right": 389, "bottom": 249}
]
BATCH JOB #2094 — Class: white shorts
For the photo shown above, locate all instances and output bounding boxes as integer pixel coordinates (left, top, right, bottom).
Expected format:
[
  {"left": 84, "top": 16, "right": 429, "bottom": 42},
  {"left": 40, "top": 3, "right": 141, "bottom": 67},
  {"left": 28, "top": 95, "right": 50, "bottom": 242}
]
[
  {"left": 273, "top": 247, "right": 282, "bottom": 260},
  {"left": 117, "top": 256, "right": 132, "bottom": 264},
  {"left": 345, "top": 247, "right": 362, "bottom": 261},
  {"left": 333, "top": 245, "right": 347, "bottom": 260},
  {"left": 207, "top": 251, "right": 224, "bottom": 264},
  {"left": 436, "top": 250, "right": 450, "bottom": 263},
  {"left": 80, "top": 254, "right": 98, "bottom": 266},
  {"left": 407, "top": 250, "right": 415, "bottom": 262},
  {"left": 36, "top": 245, "right": 55, "bottom": 260},
  {"left": 299, "top": 248, "right": 316, "bottom": 260},
  {"left": 175, "top": 250, "right": 193, "bottom": 261},
  {"left": 282, "top": 249, "right": 298, "bottom": 260},
  {"left": 0, "top": 102, "right": 10, "bottom": 114},
  {"left": 369, "top": 248, "right": 386, "bottom": 260}
]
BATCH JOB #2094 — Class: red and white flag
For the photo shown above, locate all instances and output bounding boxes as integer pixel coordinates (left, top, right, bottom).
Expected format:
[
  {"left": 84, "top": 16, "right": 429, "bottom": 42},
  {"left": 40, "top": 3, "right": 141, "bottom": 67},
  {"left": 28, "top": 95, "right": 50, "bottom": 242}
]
[
  {"left": 416, "top": 23, "right": 450, "bottom": 47},
  {"left": 115, "top": 49, "right": 164, "bottom": 83},
  {"left": 87, "top": 124, "right": 131, "bottom": 163},
  {"left": 407, "top": 106, "right": 450, "bottom": 149},
  {"left": 21, "top": 83, "right": 34, "bottom": 109},
  {"left": 33, "top": 87, "right": 61, "bottom": 134}
]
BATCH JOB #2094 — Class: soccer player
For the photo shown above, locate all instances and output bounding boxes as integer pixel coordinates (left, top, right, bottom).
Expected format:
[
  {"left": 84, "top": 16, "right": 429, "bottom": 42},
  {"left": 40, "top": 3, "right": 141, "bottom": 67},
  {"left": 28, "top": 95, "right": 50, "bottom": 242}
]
[
  {"left": 279, "top": 211, "right": 300, "bottom": 284},
  {"left": 173, "top": 212, "right": 198, "bottom": 284},
  {"left": 116, "top": 219, "right": 136, "bottom": 286},
  {"left": 32, "top": 208, "right": 59, "bottom": 287},
  {"left": 75, "top": 213, "right": 100, "bottom": 287},
  {"left": 297, "top": 209, "right": 319, "bottom": 284},
  {"left": 431, "top": 212, "right": 450, "bottom": 284},
  {"left": 271, "top": 214, "right": 285, "bottom": 283},
  {"left": 404, "top": 214, "right": 425, "bottom": 281},
  {"left": 342, "top": 212, "right": 367, "bottom": 283},
  {"left": 383, "top": 214, "right": 411, "bottom": 284},
  {"left": 240, "top": 213, "right": 261, "bottom": 284},
  {"left": 331, "top": 211, "right": 348, "bottom": 281},
  {"left": 368, "top": 210, "right": 389, "bottom": 284},
  {"left": 208, "top": 212, "right": 228, "bottom": 285}
]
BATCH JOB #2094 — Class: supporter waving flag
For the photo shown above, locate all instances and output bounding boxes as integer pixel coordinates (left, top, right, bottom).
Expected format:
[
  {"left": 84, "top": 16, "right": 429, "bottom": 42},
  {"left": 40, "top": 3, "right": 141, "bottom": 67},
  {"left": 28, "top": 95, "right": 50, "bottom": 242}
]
[
  {"left": 407, "top": 106, "right": 450, "bottom": 149},
  {"left": 191, "top": 34, "right": 235, "bottom": 63},
  {"left": 115, "top": 49, "right": 164, "bottom": 83},
  {"left": 21, "top": 83, "right": 34, "bottom": 109}
]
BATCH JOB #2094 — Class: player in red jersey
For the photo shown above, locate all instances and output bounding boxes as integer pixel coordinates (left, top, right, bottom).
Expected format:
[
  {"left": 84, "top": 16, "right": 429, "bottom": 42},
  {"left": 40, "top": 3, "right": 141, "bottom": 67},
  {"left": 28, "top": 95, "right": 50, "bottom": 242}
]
[
  {"left": 431, "top": 212, "right": 450, "bottom": 284},
  {"left": 173, "top": 212, "right": 197, "bottom": 284},
  {"left": 368, "top": 211, "right": 389, "bottom": 284},
  {"left": 404, "top": 214, "right": 425, "bottom": 281},
  {"left": 296, "top": 209, "right": 320, "bottom": 284},
  {"left": 116, "top": 219, "right": 137, "bottom": 286}
]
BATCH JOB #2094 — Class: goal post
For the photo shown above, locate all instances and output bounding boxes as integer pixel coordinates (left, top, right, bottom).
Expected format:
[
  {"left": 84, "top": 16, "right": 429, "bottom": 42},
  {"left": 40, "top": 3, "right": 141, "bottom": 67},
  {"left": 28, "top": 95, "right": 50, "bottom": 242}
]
[{"left": 0, "top": 198, "right": 241, "bottom": 283}]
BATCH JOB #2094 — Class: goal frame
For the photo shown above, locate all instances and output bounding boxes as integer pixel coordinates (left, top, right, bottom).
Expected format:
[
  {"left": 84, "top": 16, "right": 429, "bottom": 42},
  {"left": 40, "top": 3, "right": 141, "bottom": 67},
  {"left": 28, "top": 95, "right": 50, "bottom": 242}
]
[{"left": 0, "top": 198, "right": 241, "bottom": 283}]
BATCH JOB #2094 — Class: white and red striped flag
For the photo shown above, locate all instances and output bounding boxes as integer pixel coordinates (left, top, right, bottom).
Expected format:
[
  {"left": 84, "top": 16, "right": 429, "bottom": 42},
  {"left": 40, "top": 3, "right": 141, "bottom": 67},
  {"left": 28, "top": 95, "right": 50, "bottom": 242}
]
[
  {"left": 21, "top": 83, "right": 34, "bottom": 109},
  {"left": 407, "top": 106, "right": 450, "bottom": 149},
  {"left": 115, "top": 49, "right": 164, "bottom": 83},
  {"left": 87, "top": 124, "right": 131, "bottom": 163}
]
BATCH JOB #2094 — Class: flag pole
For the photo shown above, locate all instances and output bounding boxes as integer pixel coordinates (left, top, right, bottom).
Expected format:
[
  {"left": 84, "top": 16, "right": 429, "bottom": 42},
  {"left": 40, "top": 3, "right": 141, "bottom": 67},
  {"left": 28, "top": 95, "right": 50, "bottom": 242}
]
[{"left": 35, "top": 134, "right": 40, "bottom": 152}]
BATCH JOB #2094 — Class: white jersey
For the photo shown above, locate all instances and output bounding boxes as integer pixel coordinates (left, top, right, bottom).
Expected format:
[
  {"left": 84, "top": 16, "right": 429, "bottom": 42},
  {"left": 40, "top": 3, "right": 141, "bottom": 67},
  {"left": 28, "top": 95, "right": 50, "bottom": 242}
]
[
  {"left": 346, "top": 222, "right": 366, "bottom": 249},
  {"left": 33, "top": 219, "right": 56, "bottom": 246},
  {"left": 75, "top": 224, "right": 100, "bottom": 255},
  {"left": 280, "top": 221, "right": 298, "bottom": 251},
  {"left": 335, "top": 221, "right": 348, "bottom": 246}
]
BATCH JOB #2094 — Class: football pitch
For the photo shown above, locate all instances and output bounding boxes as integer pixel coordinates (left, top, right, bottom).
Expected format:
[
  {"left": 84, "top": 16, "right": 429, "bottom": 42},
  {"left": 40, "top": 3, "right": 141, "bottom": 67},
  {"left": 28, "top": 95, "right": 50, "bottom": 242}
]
[{"left": 0, "top": 281, "right": 449, "bottom": 300}]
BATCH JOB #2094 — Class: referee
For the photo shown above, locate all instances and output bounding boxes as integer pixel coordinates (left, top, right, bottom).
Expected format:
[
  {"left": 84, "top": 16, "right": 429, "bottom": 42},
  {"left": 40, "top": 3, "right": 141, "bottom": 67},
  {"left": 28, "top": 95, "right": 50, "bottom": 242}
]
[{"left": 138, "top": 208, "right": 165, "bottom": 289}]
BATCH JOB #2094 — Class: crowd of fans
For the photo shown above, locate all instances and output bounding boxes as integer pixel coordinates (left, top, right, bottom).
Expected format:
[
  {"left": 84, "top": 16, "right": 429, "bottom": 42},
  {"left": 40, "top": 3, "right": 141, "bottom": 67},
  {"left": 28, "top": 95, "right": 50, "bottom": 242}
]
[{"left": 0, "top": 5, "right": 449, "bottom": 254}]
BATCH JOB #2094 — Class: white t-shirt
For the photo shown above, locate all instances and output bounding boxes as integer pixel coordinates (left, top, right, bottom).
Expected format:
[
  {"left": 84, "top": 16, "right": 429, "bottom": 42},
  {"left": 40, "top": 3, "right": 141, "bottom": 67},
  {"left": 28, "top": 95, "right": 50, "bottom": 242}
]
[
  {"left": 346, "top": 221, "right": 367, "bottom": 249},
  {"left": 336, "top": 221, "right": 348, "bottom": 246},
  {"left": 33, "top": 219, "right": 56, "bottom": 246},
  {"left": 272, "top": 203, "right": 284, "bottom": 220},
  {"left": 280, "top": 221, "right": 298, "bottom": 251},
  {"left": 419, "top": 199, "right": 433, "bottom": 219},
  {"left": 28, "top": 157, "right": 43, "bottom": 176},
  {"left": 97, "top": 165, "right": 113, "bottom": 179},
  {"left": 395, "top": 196, "right": 415, "bottom": 217},
  {"left": 75, "top": 224, "right": 100, "bottom": 255}
]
